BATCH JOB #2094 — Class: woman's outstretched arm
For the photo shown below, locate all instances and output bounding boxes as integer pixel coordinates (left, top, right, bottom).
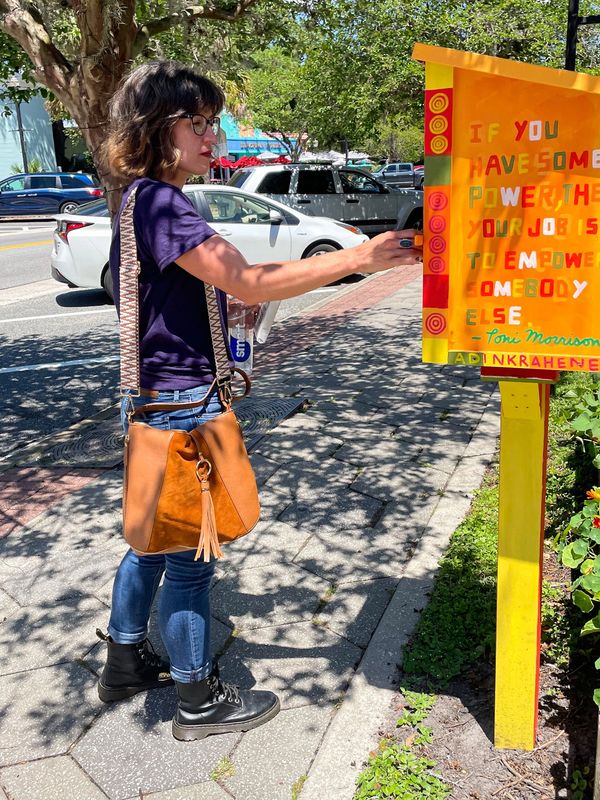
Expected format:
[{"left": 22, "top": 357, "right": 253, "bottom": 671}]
[{"left": 176, "top": 229, "right": 422, "bottom": 305}]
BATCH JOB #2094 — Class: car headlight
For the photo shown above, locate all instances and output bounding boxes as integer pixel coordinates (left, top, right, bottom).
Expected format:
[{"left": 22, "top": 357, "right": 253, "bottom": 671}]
[{"left": 332, "top": 220, "right": 364, "bottom": 235}]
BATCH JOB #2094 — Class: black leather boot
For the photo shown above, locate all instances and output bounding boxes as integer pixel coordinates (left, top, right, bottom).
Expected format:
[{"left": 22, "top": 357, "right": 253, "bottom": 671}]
[
  {"left": 172, "top": 663, "right": 280, "bottom": 741},
  {"left": 96, "top": 628, "right": 174, "bottom": 702}
]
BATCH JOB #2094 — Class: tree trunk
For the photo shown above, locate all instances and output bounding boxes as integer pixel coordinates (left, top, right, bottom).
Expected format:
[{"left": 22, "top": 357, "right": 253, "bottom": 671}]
[{"left": 56, "top": 68, "right": 130, "bottom": 215}]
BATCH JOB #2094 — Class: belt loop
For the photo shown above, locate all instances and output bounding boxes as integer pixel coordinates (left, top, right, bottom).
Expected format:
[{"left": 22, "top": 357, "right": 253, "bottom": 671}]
[{"left": 173, "top": 389, "right": 180, "bottom": 401}]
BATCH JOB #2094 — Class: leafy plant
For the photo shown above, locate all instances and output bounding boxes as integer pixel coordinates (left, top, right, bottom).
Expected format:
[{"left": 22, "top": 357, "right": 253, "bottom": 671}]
[
  {"left": 554, "top": 375, "right": 600, "bottom": 706},
  {"left": 10, "top": 157, "right": 42, "bottom": 173},
  {"left": 355, "top": 740, "right": 450, "bottom": 800}
]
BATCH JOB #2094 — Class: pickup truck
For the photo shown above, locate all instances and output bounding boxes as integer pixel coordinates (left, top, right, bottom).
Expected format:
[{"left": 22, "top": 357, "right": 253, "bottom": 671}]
[
  {"left": 228, "top": 163, "right": 423, "bottom": 237},
  {"left": 371, "top": 162, "right": 424, "bottom": 190}
]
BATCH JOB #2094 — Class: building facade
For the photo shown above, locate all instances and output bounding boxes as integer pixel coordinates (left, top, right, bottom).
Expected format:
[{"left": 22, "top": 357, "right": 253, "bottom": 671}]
[{"left": 0, "top": 94, "right": 57, "bottom": 179}]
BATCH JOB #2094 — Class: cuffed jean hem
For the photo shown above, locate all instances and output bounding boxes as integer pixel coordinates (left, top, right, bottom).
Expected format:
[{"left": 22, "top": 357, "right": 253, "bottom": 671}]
[
  {"left": 107, "top": 624, "right": 147, "bottom": 645},
  {"left": 170, "top": 660, "right": 213, "bottom": 684}
]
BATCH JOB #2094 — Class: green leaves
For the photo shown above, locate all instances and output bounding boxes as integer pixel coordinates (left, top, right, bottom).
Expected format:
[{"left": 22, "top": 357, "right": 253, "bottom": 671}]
[
  {"left": 562, "top": 539, "right": 588, "bottom": 568},
  {"left": 573, "top": 590, "right": 594, "bottom": 614},
  {"left": 580, "top": 612, "right": 600, "bottom": 637},
  {"left": 354, "top": 741, "right": 450, "bottom": 800}
]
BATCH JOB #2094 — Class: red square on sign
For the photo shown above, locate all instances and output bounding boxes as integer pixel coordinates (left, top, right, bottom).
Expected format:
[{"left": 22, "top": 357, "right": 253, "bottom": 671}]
[{"left": 423, "top": 274, "right": 449, "bottom": 308}]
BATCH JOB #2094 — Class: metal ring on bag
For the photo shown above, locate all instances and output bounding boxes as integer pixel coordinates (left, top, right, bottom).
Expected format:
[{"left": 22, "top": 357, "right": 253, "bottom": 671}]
[{"left": 195, "top": 459, "right": 212, "bottom": 481}]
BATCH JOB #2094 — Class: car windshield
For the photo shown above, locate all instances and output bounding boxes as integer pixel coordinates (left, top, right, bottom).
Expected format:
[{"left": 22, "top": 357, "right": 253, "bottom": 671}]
[
  {"left": 227, "top": 170, "right": 251, "bottom": 188},
  {"left": 73, "top": 198, "right": 109, "bottom": 216}
]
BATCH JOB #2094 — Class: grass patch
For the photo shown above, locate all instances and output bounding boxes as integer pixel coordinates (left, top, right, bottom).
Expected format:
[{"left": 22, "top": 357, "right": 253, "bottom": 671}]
[
  {"left": 210, "top": 757, "right": 235, "bottom": 781},
  {"left": 291, "top": 774, "right": 307, "bottom": 799},
  {"left": 402, "top": 469, "right": 499, "bottom": 684}
]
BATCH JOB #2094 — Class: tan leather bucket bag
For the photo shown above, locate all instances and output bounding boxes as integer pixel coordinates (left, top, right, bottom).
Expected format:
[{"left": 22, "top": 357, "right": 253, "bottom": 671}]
[{"left": 119, "top": 187, "right": 260, "bottom": 561}]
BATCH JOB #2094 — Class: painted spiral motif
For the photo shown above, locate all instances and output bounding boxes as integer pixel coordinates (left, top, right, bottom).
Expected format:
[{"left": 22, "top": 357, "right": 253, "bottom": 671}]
[
  {"left": 430, "top": 135, "right": 449, "bottom": 155},
  {"left": 428, "top": 92, "right": 449, "bottom": 114},
  {"left": 424, "top": 313, "right": 447, "bottom": 335},
  {"left": 429, "top": 235, "right": 447, "bottom": 255},
  {"left": 430, "top": 115, "right": 448, "bottom": 135},
  {"left": 428, "top": 215, "right": 446, "bottom": 234},
  {"left": 428, "top": 257, "right": 446, "bottom": 274},
  {"left": 428, "top": 191, "right": 448, "bottom": 211}
]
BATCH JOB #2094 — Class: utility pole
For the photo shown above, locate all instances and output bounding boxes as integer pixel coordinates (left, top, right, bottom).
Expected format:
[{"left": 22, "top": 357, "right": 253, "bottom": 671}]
[
  {"left": 565, "top": 0, "right": 600, "bottom": 70},
  {"left": 14, "top": 100, "right": 29, "bottom": 173}
]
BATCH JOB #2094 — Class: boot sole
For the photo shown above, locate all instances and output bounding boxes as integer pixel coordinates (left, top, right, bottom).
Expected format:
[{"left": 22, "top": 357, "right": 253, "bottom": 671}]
[
  {"left": 98, "top": 677, "right": 174, "bottom": 703},
  {"left": 172, "top": 697, "right": 281, "bottom": 741}
]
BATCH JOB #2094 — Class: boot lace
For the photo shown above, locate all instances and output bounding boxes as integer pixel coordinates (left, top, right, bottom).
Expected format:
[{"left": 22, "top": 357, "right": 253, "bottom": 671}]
[
  {"left": 135, "top": 638, "right": 162, "bottom": 668},
  {"left": 207, "top": 664, "right": 241, "bottom": 704}
]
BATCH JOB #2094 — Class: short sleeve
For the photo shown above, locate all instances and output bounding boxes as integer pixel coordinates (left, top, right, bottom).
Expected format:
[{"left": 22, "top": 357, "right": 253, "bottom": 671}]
[{"left": 134, "top": 182, "right": 216, "bottom": 271}]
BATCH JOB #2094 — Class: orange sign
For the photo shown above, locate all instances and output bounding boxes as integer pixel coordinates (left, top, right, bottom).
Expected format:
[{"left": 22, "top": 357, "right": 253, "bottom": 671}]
[{"left": 414, "top": 45, "right": 600, "bottom": 372}]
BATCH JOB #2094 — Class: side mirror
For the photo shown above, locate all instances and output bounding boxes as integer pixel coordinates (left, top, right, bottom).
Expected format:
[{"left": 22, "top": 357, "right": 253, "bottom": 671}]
[{"left": 269, "top": 209, "right": 284, "bottom": 223}]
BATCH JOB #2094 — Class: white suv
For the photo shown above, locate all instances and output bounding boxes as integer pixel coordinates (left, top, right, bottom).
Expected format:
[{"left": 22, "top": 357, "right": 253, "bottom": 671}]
[{"left": 228, "top": 164, "right": 423, "bottom": 237}]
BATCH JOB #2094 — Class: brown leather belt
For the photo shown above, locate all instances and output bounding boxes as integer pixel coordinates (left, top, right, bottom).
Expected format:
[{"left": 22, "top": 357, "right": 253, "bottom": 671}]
[{"left": 140, "top": 388, "right": 160, "bottom": 398}]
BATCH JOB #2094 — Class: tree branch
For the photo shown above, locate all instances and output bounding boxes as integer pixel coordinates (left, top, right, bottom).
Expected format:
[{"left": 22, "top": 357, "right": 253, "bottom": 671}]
[
  {"left": 0, "top": 0, "right": 72, "bottom": 96},
  {"left": 134, "top": 0, "right": 259, "bottom": 56}
]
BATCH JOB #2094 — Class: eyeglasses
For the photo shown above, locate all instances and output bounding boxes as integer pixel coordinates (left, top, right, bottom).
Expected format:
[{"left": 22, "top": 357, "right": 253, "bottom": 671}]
[{"left": 180, "top": 113, "right": 221, "bottom": 137}]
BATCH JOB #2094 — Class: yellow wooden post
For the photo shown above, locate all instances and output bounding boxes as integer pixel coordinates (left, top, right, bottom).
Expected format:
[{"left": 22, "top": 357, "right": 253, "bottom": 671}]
[{"left": 494, "top": 380, "right": 550, "bottom": 750}]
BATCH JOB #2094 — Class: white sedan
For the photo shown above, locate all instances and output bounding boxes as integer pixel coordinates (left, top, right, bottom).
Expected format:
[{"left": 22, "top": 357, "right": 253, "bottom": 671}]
[{"left": 50, "top": 184, "right": 368, "bottom": 300}]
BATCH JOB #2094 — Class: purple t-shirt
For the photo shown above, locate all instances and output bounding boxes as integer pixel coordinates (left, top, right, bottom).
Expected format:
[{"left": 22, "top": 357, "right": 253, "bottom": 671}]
[{"left": 110, "top": 177, "right": 229, "bottom": 390}]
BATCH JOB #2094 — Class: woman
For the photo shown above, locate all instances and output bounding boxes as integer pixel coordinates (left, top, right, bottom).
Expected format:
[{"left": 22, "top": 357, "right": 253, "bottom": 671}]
[{"left": 99, "top": 60, "right": 422, "bottom": 742}]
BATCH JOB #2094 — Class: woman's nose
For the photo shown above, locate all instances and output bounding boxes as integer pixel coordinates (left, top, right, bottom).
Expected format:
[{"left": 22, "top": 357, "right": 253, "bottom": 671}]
[{"left": 205, "top": 126, "right": 218, "bottom": 145}]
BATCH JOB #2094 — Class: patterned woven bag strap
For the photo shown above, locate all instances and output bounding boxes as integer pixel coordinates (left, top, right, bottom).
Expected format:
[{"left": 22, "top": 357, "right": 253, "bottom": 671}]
[
  {"left": 119, "top": 186, "right": 232, "bottom": 399},
  {"left": 203, "top": 283, "right": 233, "bottom": 403},
  {"left": 119, "top": 187, "right": 141, "bottom": 395}
]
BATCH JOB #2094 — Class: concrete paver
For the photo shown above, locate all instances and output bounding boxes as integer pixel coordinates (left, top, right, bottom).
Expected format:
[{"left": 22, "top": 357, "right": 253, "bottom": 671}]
[
  {"left": 292, "top": 525, "right": 416, "bottom": 584},
  {"left": 0, "top": 588, "right": 18, "bottom": 619},
  {"left": 219, "top": 520, "right": 310, "bottom": 570},
  {"left": 224, "top": 704, "right": 332, "bottom": 800},
  {"left": 211, "top": 561, "right": 329, "bottom": 630},
  {"left": 0, "top": 756, "right": 108, "bottom": 800},
  {"left": 131, "top": 785, "right": 230, "bottom": 799},
  {"left": 279, "top": 489, "right": 384, "bottom": 535},
  {"left": 0, "top": 593, "right": 108, "bottom": 675},
  {"left": 219, "top": 621, "right": 362, "bottom": 709},
  {"left": 0, "top": 663, "right": 98, "bottom": 767},
  {"left": 0, "top": 544, "right": 124, "bottom": 605},
  {"left": 313, "top": 577, "right": 399, "bottom": 648},
  {"left": 72, "top": 690, "right": 239, "bottom": 800}
]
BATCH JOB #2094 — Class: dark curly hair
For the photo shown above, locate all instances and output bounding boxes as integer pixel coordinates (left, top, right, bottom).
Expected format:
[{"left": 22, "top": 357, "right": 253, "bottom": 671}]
[{"left": 104, "top": 61, "right": 225, "bottom": 181}]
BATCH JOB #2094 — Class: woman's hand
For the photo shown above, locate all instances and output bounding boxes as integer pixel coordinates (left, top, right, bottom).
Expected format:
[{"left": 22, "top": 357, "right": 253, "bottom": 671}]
[{"left": 354, "top": 229, "right": 423, "bottom": 274}]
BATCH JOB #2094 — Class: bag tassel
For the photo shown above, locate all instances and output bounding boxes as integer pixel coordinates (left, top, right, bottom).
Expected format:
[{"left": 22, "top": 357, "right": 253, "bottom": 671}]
[{"left": 195, "top": 479, "right": 224, "bottom": 562}]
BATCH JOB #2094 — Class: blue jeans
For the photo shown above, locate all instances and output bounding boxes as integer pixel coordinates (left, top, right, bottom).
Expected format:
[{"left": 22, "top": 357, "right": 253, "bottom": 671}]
[{"left": 108, "top": 384, "right": 223, "bottom": 683}]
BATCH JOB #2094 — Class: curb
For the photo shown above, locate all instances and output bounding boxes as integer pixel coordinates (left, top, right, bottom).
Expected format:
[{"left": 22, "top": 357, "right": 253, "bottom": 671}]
[{"left": 300, "top": 389, "right": 501, "bottom": 800}]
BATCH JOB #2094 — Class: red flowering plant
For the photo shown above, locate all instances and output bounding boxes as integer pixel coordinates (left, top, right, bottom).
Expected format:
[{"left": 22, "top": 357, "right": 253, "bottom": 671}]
[{"left": 558, "top": 486, "right": 600, "bottom": 705}]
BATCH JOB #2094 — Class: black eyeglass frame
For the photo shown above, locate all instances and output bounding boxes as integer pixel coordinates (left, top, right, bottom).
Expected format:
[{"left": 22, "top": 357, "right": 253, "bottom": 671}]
[{"left": 180, "top": 113, "right": 221, "bottom": 137}]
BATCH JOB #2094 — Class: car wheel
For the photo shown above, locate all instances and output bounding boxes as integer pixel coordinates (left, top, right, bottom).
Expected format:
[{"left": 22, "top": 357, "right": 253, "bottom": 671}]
[
  {"left": 404, "top": 210, "right": 423, "bottom": 230},
  {"left": 303, "top": 243, "right": 340, "bottom": 259},
  {"left": 59, "top": 201, "right": 79, "bottom": 214},
  {"left": 102, "top": 265, "right": 114, "bottom": 302}
]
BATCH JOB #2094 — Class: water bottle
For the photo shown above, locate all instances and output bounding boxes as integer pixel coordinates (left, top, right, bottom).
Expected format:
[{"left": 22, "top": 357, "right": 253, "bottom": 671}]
[
  {"left": 255, "top": 301, "right": 281, "bottom": 344},
  {"left": 227, "top": 296, "right": 257, "bottom": 374}
]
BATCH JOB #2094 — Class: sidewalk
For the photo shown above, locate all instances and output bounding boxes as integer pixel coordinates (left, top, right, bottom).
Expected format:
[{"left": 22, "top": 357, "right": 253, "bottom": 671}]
[{"left": 0, "top": 267, "right": 500, "bottom": 800}]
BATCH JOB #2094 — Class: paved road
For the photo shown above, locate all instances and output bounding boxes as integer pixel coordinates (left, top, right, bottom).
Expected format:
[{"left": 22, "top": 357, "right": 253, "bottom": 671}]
[
  {"left": 0, "top": 235, "right": 361, "bottom": 459},
  {"left": 0, "top": 222, "right": 56, "bottom": 289}
]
